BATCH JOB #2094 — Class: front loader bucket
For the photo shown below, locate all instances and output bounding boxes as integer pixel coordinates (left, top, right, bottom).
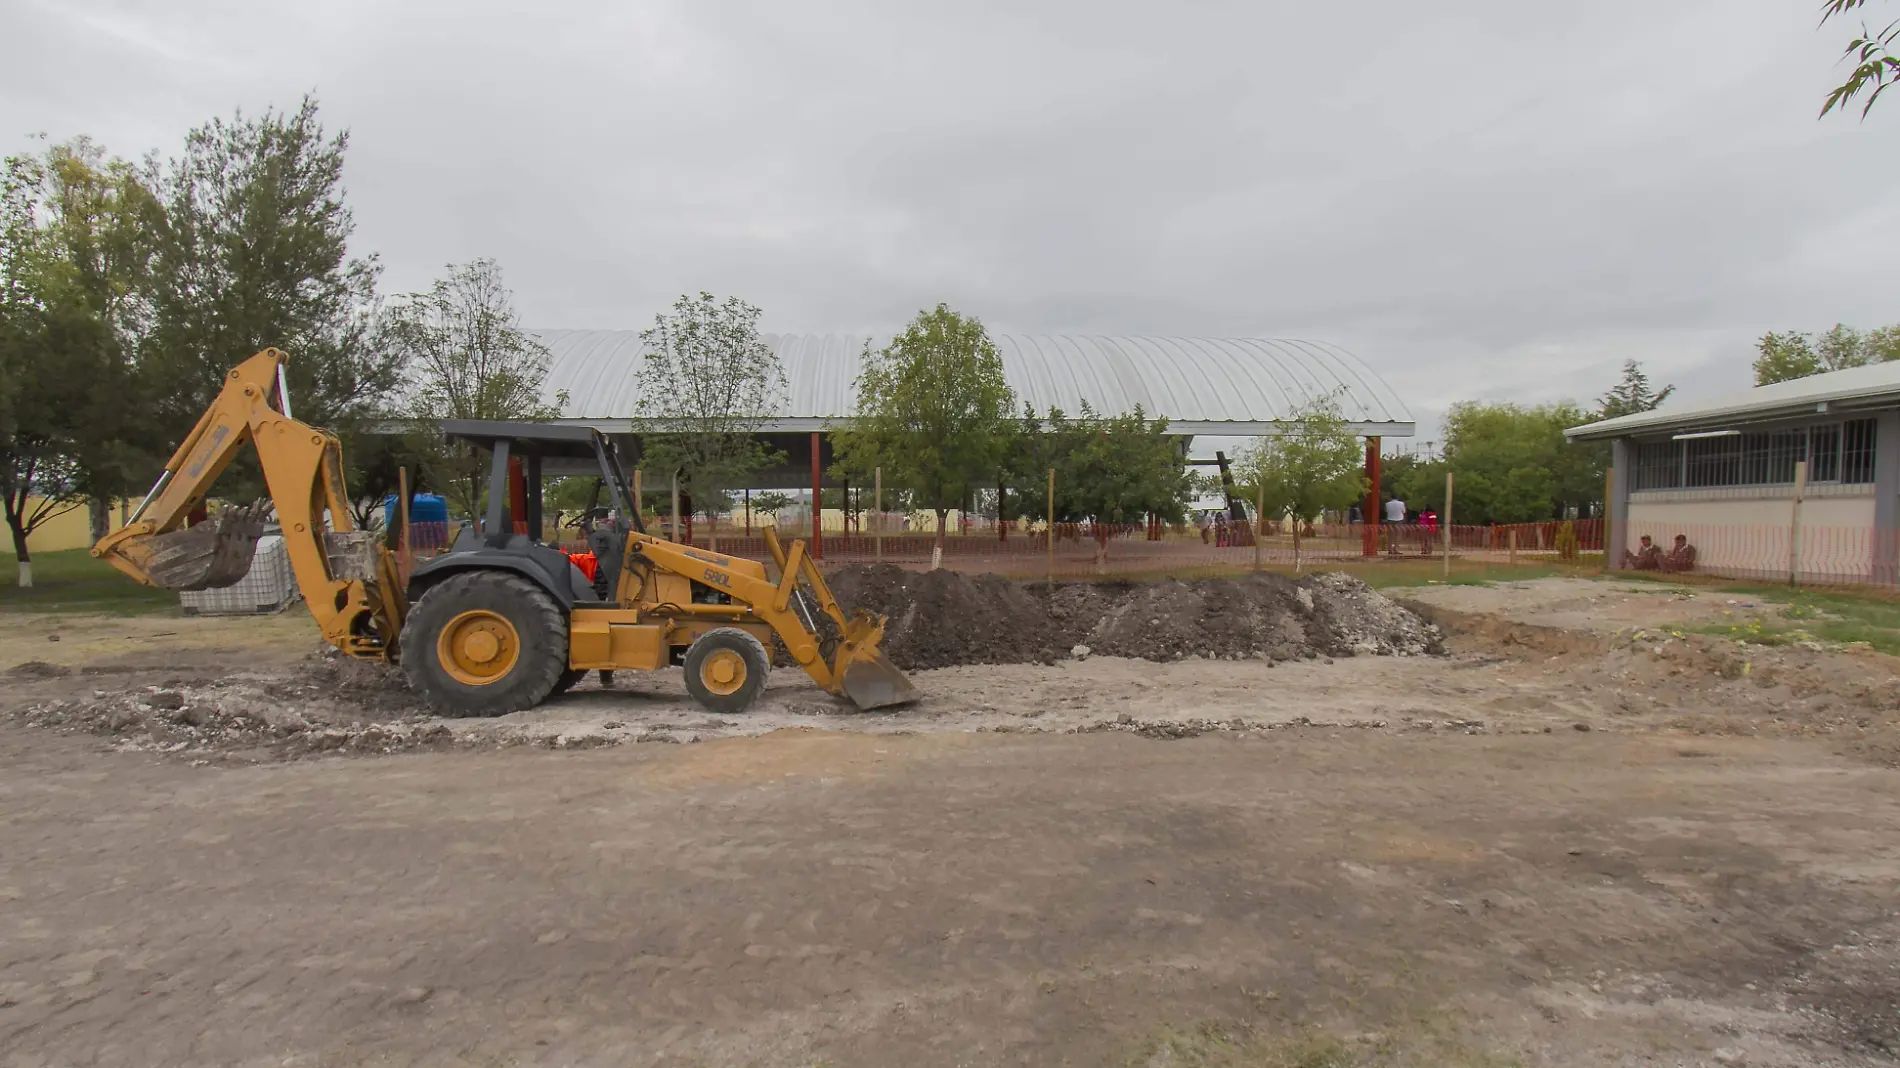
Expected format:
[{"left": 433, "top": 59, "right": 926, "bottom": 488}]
[
  {"left": 840, "top": 646, "right": 922, "bottom": 710},
  {"left": 145, "top": 502, "right": 268, "bottom": 591},
  {"left": 832, "top": 611, "right": 920, "bottom": 710}
]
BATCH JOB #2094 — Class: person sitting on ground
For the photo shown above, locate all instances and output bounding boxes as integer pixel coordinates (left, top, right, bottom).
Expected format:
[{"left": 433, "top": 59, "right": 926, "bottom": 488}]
[
  {"left": 1662, "top": 534, "right": 1697, "bottom": 573},
  {"left": 1621, "top": 535, "right": 1662, "bottom": 570}
]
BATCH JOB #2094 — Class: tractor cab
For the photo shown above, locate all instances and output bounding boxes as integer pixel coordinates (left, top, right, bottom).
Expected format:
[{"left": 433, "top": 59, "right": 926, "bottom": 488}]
[{"left": 410, "top": 421, "right": 643, "bottom": 608}]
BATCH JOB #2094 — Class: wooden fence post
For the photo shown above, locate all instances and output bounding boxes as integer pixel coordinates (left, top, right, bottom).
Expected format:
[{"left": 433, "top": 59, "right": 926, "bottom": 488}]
[
  {"left": 397, "top": 467, "right": 411, "bottom": 565},
  {"left": 1255, "top": 485, "right": 1265, "bottom": 573},
  {"left": 1046, "top": 468, "right": 1055, "bottom": 590},
  {"left": 1602, "top": 465, "right": 1615, "bottom": 575},
  {"left": 1789, "top": 459, "right": 1808, "bottom": 588},
  {"left": 1508, "top": 525, "right": 1517, "bottom": 568},
  {"left": 670, "top": 472, "right": 681, "bottom": 545},
  {"left": 1443, "top": 471, "right": 1454, "bottom": 580}
]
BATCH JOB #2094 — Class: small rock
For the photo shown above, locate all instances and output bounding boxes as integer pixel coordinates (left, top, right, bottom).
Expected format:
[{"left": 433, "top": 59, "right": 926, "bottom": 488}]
[
  {"left": 149, "top": 691, "right": 186, "bottom": 710},
  {"left": 1070, "top": 644, "right": 1091, "bottom": 659},
  {"left": 392, "top": 986, "right": 432, "bottom": 1006},
  {"left": 601, "top": 720, "right": 625, "bottom": 729},
  {"left": 1117, "top": 712, "right": 1134, "bottom": 725},
  {"left": 47, "top": 634, "right": 60, "bottom": 642},
  {"left": 1566, "top": 847, "right": 1583, "bottom": 856},
  {"left": 1712, "top": 1048, "right": 1746, "bottom": 1066},
  {"left": 1572, "top": 722, "right": 1592, "bottom": 732}
]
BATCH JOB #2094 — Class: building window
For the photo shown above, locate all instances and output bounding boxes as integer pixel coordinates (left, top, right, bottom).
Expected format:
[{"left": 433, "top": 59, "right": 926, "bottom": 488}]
[
  {"left": 1632, "top": 417, "right": 1878, "bottom": 491},
  {"left": 1843, "top": 418, "right": 1877, "bottom": 484},
  {"left": 1685, "top": 434, "right": 1742, "bottom": 488},
  {"left": 1634, "top": 441, "right": 1681, "bottom": 490},
  {"left": 1810, "top": 425, "right": 1841, "bottom": 482}
]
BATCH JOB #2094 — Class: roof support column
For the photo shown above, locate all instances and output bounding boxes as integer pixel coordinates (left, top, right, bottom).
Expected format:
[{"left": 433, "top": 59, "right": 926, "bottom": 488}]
[
  {"left": 1875, "top": 412, "right": 1900, "bottom": 583},
  {"left": 1362, "top": 437, "right": 1381, "bottom": 557},
  {"left": 1607, "top": 438, "right": 1630, "bottom": 568}
]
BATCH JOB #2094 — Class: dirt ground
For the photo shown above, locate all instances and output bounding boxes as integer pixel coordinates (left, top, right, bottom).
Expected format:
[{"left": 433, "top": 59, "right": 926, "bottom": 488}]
[{"left": 2, "top": 576, "right": 1898, "bottom": 1066}]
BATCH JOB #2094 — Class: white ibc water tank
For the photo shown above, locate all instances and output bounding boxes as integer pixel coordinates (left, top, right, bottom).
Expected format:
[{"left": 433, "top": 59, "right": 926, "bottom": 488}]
[{"left": 178, "top": 534, "right": 301, "bottom": 615}]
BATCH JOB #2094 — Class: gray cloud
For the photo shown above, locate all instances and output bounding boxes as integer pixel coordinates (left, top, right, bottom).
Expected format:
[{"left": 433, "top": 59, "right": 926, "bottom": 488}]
[{"left": 5, "top": 0, "right": 1896, "bottom": 437}]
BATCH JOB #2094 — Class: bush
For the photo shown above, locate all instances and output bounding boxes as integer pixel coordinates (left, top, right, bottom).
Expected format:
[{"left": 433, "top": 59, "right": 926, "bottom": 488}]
[{"left": 1555, "top": 519, "right": 1579, "bottom": 561}]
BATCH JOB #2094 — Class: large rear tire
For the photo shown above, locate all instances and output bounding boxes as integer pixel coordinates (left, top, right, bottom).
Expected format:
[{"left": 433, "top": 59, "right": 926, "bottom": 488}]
[
  {"left": 400, "top": 571, "right": 569, "bottom": 717},
  {"left": 682, "top": 628, "right": 770, "bottom": 714}
]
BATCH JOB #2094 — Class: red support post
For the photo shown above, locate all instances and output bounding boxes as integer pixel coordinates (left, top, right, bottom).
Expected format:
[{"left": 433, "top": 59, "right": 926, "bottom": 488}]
[
  {"left": 810, "top": 431, "right": 823, "bottom": 560},
  {"left": 1362, "top": 436, "right": 1382, "bottom": 557}
]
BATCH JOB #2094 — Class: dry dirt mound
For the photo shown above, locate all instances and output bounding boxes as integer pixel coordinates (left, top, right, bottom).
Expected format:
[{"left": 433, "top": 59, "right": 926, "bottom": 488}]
[
  {"left": 827, "top": 566, "right": 1074, "bottom": 669},
  {"left": 826, "top": 565, "right": 1442, "bottom": 670}
]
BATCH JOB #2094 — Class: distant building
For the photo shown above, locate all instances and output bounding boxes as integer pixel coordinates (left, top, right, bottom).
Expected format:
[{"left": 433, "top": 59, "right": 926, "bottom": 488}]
[
  {"left": 530, "top": 331, "right": 1415, "bottom": 532},
  {"left": 1567, "top": 363, "right": 1900, "bottom": 583}
]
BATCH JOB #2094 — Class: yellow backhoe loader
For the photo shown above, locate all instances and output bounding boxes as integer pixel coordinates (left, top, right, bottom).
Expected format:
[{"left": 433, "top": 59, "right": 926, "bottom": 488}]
[{"left": 92, "top": 349, "right": 920, "bottom": 717}]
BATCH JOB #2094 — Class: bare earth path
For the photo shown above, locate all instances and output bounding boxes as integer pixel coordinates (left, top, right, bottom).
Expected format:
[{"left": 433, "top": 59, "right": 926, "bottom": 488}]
[{"left": 2, "top": 578, "right": 1898, "bottom": 1066}]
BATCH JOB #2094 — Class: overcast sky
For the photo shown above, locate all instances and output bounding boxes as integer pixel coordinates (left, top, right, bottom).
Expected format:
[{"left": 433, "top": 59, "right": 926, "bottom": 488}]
[{"left": 5, "top": 0, "right": 1896, "bottom": 440}]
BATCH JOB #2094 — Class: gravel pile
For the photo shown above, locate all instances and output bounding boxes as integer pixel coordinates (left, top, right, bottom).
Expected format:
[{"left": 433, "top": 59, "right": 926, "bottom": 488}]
[{"left": 6, "top": 653, "right": 441, "bottom": 761}]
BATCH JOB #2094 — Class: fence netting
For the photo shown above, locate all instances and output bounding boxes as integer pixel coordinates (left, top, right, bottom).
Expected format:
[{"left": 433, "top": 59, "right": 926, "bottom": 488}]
[{"left": 392, "top": 510, "right": 1900, "bottom": 590}]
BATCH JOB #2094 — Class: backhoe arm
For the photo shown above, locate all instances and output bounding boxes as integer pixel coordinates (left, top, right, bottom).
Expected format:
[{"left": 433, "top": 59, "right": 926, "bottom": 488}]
[{"left": 93, "top": 349, "right": 405, "bottom": 661}]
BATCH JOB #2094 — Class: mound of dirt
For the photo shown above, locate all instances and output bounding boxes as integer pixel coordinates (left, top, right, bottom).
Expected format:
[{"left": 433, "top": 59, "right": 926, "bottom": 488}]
[
  {"left": 826, "top": 565, "right": 1442, "bottom": 670},
  {"left": 827, "top": 565, "right": 1074, "bottom": 669}
]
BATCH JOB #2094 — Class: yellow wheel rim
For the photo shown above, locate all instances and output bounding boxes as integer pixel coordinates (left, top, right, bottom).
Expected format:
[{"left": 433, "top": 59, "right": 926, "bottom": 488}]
[
  {"left": 700, "top": 648, "right": 748, "bottom": 697},
  {"left": 437, "top": 609, "right": 521, "bottom": 686}
]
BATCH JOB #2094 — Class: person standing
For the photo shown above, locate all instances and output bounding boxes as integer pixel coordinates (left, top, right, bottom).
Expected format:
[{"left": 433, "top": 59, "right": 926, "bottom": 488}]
[{"left": 1383, "top": 496, "right": 1406, "bottom": 555}]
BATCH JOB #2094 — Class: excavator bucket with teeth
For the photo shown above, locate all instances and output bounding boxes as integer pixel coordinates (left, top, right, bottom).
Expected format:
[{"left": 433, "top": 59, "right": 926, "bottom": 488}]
[{"left": 143, "top": 501, "right": 269, "bottom": 591}]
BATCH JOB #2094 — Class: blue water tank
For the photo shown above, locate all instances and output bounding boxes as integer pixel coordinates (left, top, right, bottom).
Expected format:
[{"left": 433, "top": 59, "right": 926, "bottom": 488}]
[
  {"left": 383, "top": 493, "right": 449, "bottom": 523},
  {"left": 384, "top": 493, "right": 452, "bottom": 550}
]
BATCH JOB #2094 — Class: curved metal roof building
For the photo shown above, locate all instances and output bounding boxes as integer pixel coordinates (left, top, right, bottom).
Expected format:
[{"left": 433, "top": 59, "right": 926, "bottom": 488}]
[{"left": 532, "top": 330, "right": 1414, "bottom": 438}]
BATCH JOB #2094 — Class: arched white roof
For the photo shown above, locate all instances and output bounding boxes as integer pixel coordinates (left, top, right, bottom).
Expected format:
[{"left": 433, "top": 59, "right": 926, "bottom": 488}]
[{"left": 532, "top": 330, "right": 1414, "bottom": 437}]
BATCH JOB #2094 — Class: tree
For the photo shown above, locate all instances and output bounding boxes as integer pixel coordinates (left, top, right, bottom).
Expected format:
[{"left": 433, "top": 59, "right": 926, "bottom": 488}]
[
  {"left": 1754, "top": 330, "right": 1823, "bottom": 385},
  {"left": 632, "top": 293, "right": 786, "bottom": 550},
  {"left": 385, "top": 258, "right": 566, "bottom": 520},
  {"left": 748, "top": 490, "right": 793, "bottom": 526},
  {"left": 1234, "top": 393, "right": 1369, "bottom": 570},
  {"left": 142, "top": 95, "right": 402, "bottom": 502},
  {"left": 1432, "top": 402, "right": 1601, "bottom": 524},
  {"left": 0, "top": 153, "right": 121, "bottom": 585},
  {"left": 1597, "top": 359, "right": 1675, "bottom": 419},
  {"left": 1008, "top": 402, "right": 1192, "bottom": 570},
  {"left": 1753, "top": 324, "right": 1900, "bottom": 385},
  {"left": 834, "top": 304, "right": 1016, "bottom": 566},
  {"left": 1821, "top": 0, "right": 1899, "bottom": 118},
  {"left": 39, "top": 140, "right": 163, "bottom": 539}
]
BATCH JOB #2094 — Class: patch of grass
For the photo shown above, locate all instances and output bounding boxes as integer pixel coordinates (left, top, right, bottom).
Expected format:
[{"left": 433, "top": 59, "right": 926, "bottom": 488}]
[
  {"left": 1681, "top": 582, "right": 1900, "bottom": 655},
  {"left": 1, "top": 548, "right": 178, "bottom": 615}
]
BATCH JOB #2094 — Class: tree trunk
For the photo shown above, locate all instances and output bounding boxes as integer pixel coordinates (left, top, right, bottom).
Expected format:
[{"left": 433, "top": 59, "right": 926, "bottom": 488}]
[
  {"left": 933, "top": 509, "right": 948, "bottom": 570},
  {"left": 1292, "top": 521, "right": 1302, "bottom": 574},
  {"left": 7, "top": 516, "right": 31, "bottom": 588},
  {"left": 706, "top": 511, "right": 717, "bottom": 554},
  {"left": 88, "top": 495, "right": 111, "bottom": 543},
  {"left": 1094, "top": 524, "right": 1108, "bottom": 575}
]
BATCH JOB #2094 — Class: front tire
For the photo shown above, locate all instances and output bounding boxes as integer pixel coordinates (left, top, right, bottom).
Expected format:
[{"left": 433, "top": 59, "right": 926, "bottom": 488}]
[
  {"left": 682, "top": 628, "right": 770, "bottom": 714},
  {"left": 400, "top": 571, "right": 569, "bottom": 717}
]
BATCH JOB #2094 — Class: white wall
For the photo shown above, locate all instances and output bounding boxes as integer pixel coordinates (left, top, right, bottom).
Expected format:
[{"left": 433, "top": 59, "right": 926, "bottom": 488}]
[{"left": 1625, "top": 491, "right": 1877, "bottom": 581}]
